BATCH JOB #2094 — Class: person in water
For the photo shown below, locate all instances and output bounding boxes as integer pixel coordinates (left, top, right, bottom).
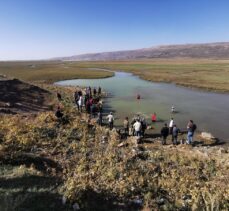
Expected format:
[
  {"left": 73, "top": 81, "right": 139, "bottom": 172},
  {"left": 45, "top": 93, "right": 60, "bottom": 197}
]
[
  {"left": 137, "top": 94, "right": 141, "bottom": 100},
  {"left": 171, "top": 105, "right": 175, "bottom": 113},
  {"left": 151, "top": 112, "right": 157, "bottom": 122}
]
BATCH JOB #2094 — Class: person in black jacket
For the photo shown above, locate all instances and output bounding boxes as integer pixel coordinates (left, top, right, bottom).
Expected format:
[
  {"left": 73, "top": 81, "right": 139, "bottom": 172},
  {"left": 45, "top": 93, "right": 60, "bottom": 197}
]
[
  {"left": 55, "top": 106, "right": 63, "bottom": 119},
  {"left": 161, "top": 123, "right": 169, "bottom": 145}
]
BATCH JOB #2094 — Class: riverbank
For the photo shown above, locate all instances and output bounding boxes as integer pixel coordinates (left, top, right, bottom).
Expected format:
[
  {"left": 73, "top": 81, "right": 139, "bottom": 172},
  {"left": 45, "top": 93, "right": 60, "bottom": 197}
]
[{"left": 0, "top": 81, "right": 228, "bottom": 210}]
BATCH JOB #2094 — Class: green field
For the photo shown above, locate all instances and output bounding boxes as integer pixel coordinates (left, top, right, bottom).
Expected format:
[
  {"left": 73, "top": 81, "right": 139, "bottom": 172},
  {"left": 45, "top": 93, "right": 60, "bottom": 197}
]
[
  {"left": 1, "top": 59, "right": 229, "bottom": 92},
  {"left": 71, "top": 59, "right": 229, "bottom": 92},
  {"left": 0, "top": 61, "right": 113, "bottom": 83}
]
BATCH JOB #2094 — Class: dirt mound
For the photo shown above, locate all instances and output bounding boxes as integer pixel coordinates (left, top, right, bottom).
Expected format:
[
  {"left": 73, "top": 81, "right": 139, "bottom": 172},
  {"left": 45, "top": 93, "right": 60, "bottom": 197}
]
[{"left": 0, "top": 79, "right": 53, "bottom": 114}]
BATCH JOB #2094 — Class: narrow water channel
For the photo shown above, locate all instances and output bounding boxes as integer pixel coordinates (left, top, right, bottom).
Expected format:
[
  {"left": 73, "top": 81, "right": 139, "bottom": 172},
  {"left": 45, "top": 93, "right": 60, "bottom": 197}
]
[{"left": 56, "top": 71, "right": 229, "bottom": 141}]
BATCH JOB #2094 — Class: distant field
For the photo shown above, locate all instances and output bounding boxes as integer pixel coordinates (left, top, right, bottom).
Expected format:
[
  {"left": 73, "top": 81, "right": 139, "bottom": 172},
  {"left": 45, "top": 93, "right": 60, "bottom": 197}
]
[
  {"left": 0, "top": 61, "right": 113, "bottom": 83},
  {"left": 0, "top": 59, "right": 229, "bottom": 92},
  {"left": 71, "top": 59, "right": 229, "bottom": 92}
]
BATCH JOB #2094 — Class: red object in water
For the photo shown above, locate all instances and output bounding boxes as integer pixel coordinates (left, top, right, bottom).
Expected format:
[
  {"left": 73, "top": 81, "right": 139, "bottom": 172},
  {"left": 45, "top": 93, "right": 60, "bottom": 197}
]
[
  {"left": 137, "top": 94, "right": 141, "bottom": 100},
  {"left": 152, "top": 114, "right": 157, "bottom": 122}
]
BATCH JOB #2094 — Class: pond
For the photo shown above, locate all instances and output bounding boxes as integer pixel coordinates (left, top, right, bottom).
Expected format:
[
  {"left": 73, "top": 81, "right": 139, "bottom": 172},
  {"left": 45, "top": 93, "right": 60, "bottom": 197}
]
[{"left": 55, "top": 71, "right": 229, "bottom": 141}]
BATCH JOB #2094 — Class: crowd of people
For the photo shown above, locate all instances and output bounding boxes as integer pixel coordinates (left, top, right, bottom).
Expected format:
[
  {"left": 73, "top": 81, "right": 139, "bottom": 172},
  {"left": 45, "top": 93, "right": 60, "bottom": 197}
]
[{"left": 55, "top": 87, "right": 197, "bottom": 146}]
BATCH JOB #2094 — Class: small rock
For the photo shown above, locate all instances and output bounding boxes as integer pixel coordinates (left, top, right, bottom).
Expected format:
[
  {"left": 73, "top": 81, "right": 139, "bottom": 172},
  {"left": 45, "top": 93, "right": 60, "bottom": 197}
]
[
  {"left": 182, "top": 194, "right": 192, "bottom": 200},
  {"left": 157, "top": 198, "right": 165, "bottom": 205},
  {"left": 101, "top": 136, "right": 108, "bottom": 142},
  {"left": 62, "top": 196, "right": 67, "bottom": 205},
  {"left": 201, "top": 132, "right": 215, "bottom": 140},
  {"left": 73, "top": 202, "right": 80, "bottom": 210},
  {"left": 133, "top": 198, "right": 143, "bottom": 205}
]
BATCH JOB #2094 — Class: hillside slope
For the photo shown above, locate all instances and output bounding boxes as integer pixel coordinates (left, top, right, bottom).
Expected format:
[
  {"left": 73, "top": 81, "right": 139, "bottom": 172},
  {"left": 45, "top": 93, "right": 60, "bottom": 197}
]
[{"left": 58, "top": 42, "right": 229, "bottom": 61}]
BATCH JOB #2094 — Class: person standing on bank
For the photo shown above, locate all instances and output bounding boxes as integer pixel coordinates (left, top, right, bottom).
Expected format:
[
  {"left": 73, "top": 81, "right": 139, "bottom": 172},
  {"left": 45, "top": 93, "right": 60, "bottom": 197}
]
[
  {"left": 169, "top": 117, "right": 174, "bottom": 134},
  {"left": 123, "top": 117, "right": 129, "bottom": 138},
  {"left": 107, "top": 112, "right": 114, "bottom": 130},
  {"left": 187, "top": 120, "right": 197, "bottom": 145},
  {"left": 161, "top": 123, "right": 169, "bottom": 145},
  {"left": 133, "top": 119, "right": 142, "bottom": 137},
  {"left": 172, "top": 124, "right": 180, "bottom": 145},
  {"left": 78, "top": 95, "right": 83, "bottom": 112}
]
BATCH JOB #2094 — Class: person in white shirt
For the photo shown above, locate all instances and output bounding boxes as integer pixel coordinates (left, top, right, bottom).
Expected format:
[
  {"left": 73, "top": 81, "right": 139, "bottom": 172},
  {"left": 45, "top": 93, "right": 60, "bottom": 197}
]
[
  {"left": 171, "top": 105, "right": 175, "bottom": 113},
  {"left": 133, "top": 120, "right": 142, "bottom": 137},
  {"left": 78, "top": 96, "right": 83, "bottom": 112},
  {"left": 169, "top": 117, "right": 174, "bottom": 134},
  {"left": 107, "top": 112, "right": 114, "bottom": 130}
]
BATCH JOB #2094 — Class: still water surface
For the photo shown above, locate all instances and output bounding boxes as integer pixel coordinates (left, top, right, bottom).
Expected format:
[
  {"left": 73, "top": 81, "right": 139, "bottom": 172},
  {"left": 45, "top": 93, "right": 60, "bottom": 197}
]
[{"left": 56, "top": 72, "right": 229, "bottom": 141}]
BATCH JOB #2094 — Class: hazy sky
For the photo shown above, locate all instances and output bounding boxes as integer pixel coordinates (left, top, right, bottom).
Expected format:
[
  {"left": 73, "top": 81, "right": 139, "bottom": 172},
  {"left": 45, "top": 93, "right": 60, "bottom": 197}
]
[{"left": 1, "top": 0, "right": 229, "bottom": 60}]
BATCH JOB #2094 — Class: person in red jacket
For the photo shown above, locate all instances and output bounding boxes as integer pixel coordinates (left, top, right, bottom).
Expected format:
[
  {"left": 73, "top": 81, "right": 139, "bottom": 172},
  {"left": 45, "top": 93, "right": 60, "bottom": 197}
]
[{"left": 151, "top": 112, "right": 157, "bottom": 122}]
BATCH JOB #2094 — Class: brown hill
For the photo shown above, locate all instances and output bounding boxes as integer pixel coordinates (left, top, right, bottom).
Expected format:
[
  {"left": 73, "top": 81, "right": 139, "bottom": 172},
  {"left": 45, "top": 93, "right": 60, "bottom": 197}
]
[{"left": 58, "top": 42, "right": 229, "bottom": 61}]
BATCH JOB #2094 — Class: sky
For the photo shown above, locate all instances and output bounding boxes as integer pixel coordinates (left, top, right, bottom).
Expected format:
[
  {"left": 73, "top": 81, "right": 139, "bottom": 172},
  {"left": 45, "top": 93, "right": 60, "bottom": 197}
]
[{"left": 0, "top": 0, "right": 229, "bottom": 60}]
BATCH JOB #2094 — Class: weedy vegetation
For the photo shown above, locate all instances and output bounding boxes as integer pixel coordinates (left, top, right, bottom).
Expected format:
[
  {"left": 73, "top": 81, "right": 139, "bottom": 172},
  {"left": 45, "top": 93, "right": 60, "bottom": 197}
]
[{"left": 0, "top": 85, "right": 228, "bottom": 210}]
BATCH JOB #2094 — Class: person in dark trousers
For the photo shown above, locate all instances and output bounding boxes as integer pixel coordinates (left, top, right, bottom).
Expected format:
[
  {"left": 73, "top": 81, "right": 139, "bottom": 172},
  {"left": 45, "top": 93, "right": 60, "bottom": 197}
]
[
  {"left": 88, "top": 86, "right": 92, "bottom": 97},
  {"left": 140, "top": 118, "right": 147, "bottom": 137},
  {"left": 55, "top": 106, "right": 63, "bottom": 119},
  {"left": 78, "top": 90, "right": 82, "bottom": 97},
  {"left": 98, "top": 86, "right": 102, "bottom": 95},
  {"left": 123, "top": 117, "right": 129, "bottom": 138},
  {"left": 57, "top": 92, "right": 62, "bottom": 101},
  {"left": 107, "top": 112, "right": 114, "bottom": 130},
  {"left": 74, "top": 91, "right": 79, "bottom": 111},
  {"left": 86, "top": 99, "right": 91, "bottom": 113},
  {"left": 98, "top": 112, "right": 103, "bottom": 126},
  {"left": 91, "top": 104, "right": 96, "bottom": 117},
  {"left": 93, "top": 88, "right": 97, "bottom": 96},
  {"left": 172, "top": 124, "right": 180, "bottom": 145},
  {"left": 161, "top": 123, "right": 169, "bottom": 145}
]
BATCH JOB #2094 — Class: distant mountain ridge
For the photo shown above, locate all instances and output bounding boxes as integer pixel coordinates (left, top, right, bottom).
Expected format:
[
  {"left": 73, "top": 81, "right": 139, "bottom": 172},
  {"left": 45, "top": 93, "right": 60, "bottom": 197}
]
[{"left": 56, "top": 42, "right": 229, "bottom": 61}]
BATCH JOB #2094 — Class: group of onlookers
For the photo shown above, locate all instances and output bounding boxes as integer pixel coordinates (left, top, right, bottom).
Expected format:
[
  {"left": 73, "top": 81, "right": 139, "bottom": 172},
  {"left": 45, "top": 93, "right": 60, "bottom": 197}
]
[
  {"left": 160, "top": 118, "right": 197, "bottom": 145},
  {"left": 55, "top": 88, "right": 197, "bottom": 146},
  {"left": 74, "top": 86, "right": 103, "bottom": 115}
]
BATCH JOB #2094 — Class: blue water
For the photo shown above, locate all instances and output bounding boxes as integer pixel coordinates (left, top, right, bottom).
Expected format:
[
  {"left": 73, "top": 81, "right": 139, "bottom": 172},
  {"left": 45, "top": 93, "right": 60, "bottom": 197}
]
[{"left": 55, "top": 72, "right": 229, "bottom": 141}]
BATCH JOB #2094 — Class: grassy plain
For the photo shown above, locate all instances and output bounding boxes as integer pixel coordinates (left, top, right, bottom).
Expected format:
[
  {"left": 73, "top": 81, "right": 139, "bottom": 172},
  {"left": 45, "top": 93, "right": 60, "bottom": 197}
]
[
  {"left": 0, "top": 59, "right": 229, "bottom": 92},
  {"left": 0, "top": 61, "right": 113, "bottom": 83},
  {"left": 71, "top": 59, "right": 229, "bottom": 92}
]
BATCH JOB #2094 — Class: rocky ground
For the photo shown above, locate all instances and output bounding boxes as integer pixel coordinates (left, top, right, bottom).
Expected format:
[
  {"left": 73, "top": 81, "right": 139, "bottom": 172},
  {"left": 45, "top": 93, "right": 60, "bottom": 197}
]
[{"left": 0, "top": 83, "right": 228, "bottom": 211}]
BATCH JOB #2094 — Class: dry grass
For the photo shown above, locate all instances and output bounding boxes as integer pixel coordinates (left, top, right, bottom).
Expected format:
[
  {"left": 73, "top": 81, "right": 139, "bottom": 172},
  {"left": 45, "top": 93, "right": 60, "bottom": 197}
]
[{"left": 0, "top": 84, "right": 228, "bottom": 210}]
